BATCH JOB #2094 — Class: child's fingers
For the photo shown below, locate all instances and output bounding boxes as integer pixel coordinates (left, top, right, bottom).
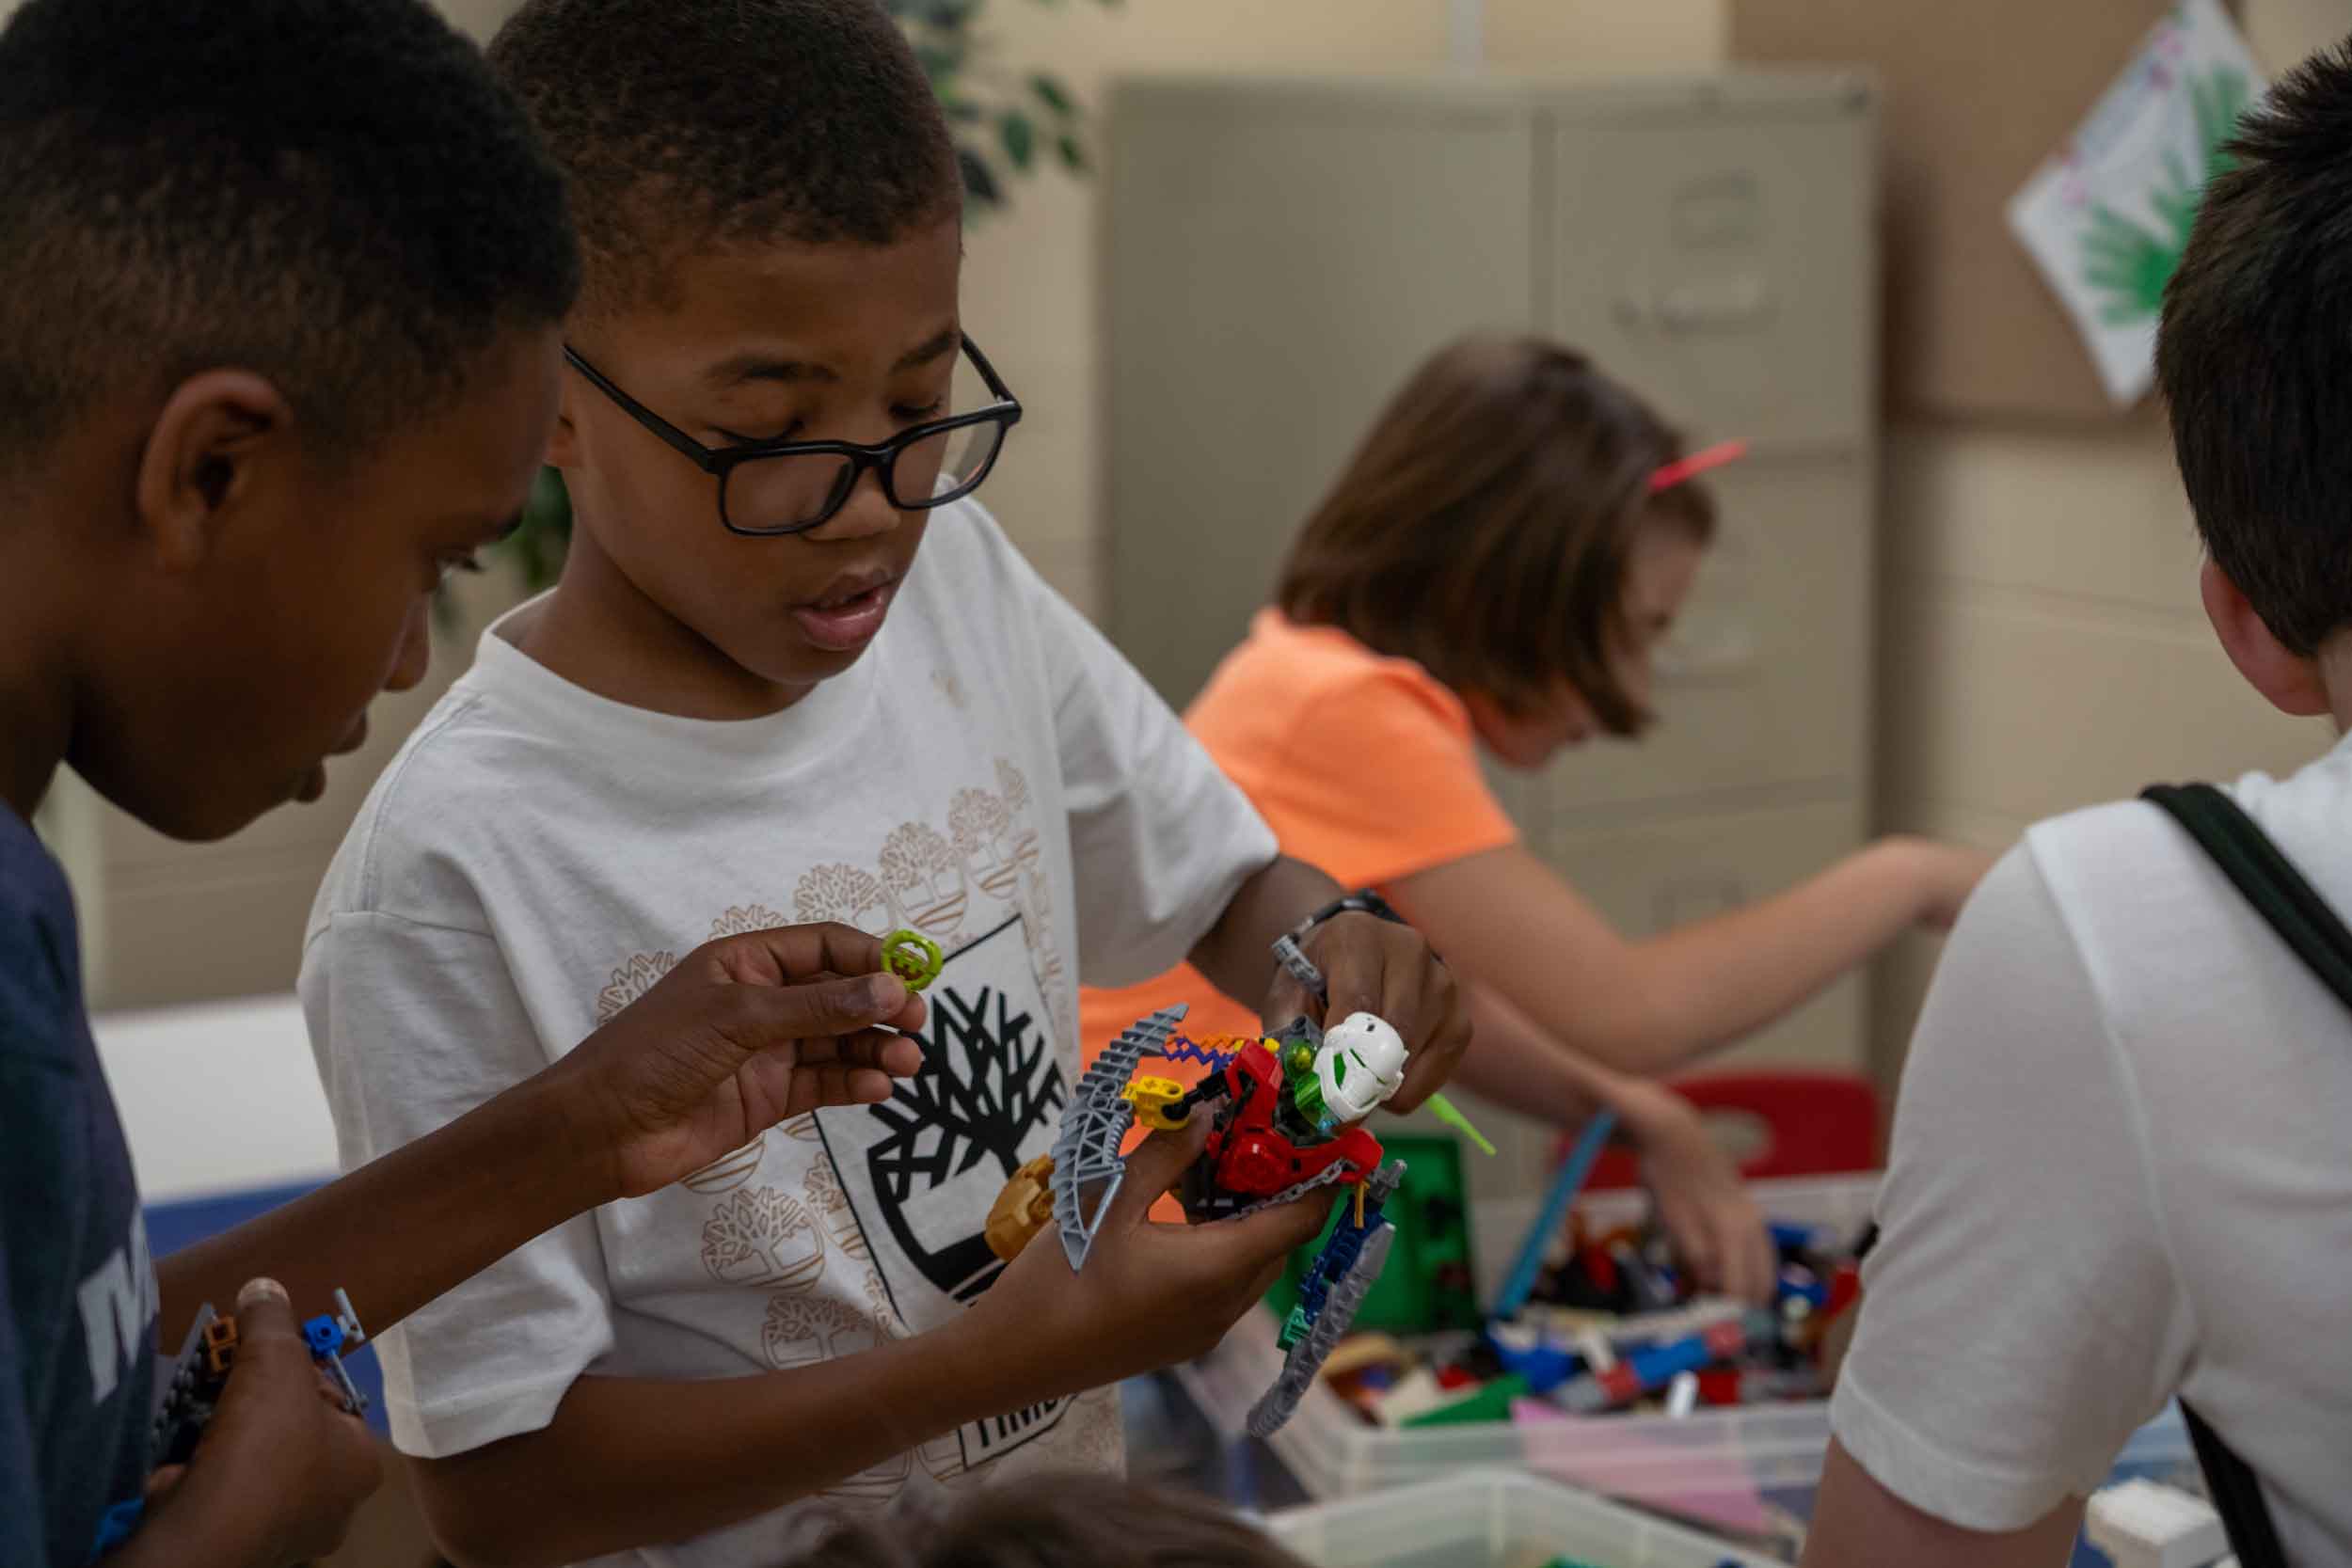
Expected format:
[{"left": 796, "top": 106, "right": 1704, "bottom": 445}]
[
  {"left": 230, "top": 1277, "right": 305, "bottom": 1360},
  {"left": 705, "top": 922, "right": 885, "bottom": 987},
  {"left": 725, "top": 973, "right": 913, "bottom": 1056},
  {"left": 785, "top": 1061, "right": 900, "bottom": 1115},
  {"left": 1108, "top": 1122, "right": 1214, "bottom": 1228},
  {"left": 1728, "top": 1212, "right": 1779, "bottom": 1307},
  {"left": 1203, "top": 1184, "right": 1340, "bottom": 1270},
  {"left": 786, "top": 1026, "right": 925, "bottom": 1077}
]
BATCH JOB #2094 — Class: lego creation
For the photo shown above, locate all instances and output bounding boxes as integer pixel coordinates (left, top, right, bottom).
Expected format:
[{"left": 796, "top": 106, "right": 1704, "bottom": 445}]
[
  {"left": 94, "top": 1288, "right": 371, "bottom": 1558},
  {"left": 985, "top": 933, "right": 1446, "bottom": 1433}
]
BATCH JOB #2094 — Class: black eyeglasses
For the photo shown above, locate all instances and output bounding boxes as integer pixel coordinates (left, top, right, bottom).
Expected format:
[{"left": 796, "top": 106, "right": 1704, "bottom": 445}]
[{"left": 564, "top": 334, "right": 1023, "bottom": 537}]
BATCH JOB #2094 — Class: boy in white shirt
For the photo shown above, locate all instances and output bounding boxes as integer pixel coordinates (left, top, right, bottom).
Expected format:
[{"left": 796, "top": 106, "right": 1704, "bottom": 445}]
[
  {"left": 1803, "top": 39, "right": 2352, "bottom": 1568},
  {"left": 299, "top": 2, "right": 1465, "bottom": 1563}
]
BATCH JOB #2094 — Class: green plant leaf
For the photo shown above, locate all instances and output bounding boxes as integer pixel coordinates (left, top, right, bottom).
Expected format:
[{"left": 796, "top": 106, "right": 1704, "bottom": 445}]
[
  {"left": 1030, "top": 72, "right": 1077, "bottom": 117},
  {"left": 959, "top": 147, "right": 1003, "bottom": 207},
  {"left": 912, "top": 40, "right": 963, "bottom": 85},
  {"left": 1057, "top": 132, "right": 1087, "bottom": 172},
  {"left": 999, "top": 111, "right": 1036, "bottom": 170}
]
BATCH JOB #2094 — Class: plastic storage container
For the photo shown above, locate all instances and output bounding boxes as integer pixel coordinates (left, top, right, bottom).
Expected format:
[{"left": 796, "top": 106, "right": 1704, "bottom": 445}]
[
  {"left": 1181, "top": 1175, "right": 2196, "bottom": 1536},
  {"left": 1261, "top": 1468, "right": 1776, "bottom": 1568}
]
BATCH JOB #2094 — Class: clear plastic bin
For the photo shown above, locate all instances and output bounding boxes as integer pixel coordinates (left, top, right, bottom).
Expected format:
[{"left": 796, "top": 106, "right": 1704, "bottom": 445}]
[
  {"left": 1261, "top": 1468, "right": 1777, "bottom": 1568},
  {"left": 1180, "top": 1174, "right": 2194, "bottom": 1532}
]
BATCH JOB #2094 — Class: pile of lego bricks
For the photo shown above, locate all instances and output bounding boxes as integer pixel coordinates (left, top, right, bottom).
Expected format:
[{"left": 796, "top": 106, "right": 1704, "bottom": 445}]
[{"left": 1313, "top": 1214, "right": 1864, "bottom": 1432}]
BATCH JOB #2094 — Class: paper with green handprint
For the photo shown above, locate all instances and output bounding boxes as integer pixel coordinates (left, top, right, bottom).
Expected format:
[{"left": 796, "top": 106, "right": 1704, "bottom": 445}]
[{"left": 2008, "top": 0, "right": 2264, "bottom": 405}]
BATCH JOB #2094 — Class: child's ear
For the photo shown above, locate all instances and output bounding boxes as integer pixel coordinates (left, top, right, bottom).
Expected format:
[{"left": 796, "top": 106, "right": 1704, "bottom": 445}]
[
  {"left": 546, "top": 375, "right": 586, "bottom": 468},
  {"left": 134, "top": 370, "right": 293, "bottom": 572},
  {"left": 2201, "top": 556, "right": 2331, "bottom": 717}
]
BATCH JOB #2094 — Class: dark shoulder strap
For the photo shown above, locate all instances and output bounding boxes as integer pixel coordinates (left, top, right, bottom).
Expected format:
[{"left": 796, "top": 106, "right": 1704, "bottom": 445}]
[
  {"left": 2145, "top": 782, "right": 2352, "bottom": 1008},
  {"left": 2139, "top": 781, "right": 2320, "bottom": 1568}
]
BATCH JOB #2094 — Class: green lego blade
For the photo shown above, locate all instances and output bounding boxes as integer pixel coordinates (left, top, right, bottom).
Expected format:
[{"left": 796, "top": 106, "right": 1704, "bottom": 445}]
[{"left": 1424, "top": 1091, "right": 1495, "bottom": 1156}]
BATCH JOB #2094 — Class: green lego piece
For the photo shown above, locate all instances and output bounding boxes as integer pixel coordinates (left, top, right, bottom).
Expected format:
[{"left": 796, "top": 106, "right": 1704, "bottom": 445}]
[
  {"left": 1424, "top": 1091, "right": 1495, "bottom": 1156},
  {"left": 1399, "top": 1372, "right": 1528, "bottom": 1428},
  {"left": 1266, "top": 1134, "right": 1476, "bottom": 1335}
]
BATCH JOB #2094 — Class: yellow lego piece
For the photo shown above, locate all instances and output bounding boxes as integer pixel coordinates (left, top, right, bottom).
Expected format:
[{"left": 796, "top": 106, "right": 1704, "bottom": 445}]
[{"left": 1120, "top": 1075, "right": 1191, "bottom": 1132}]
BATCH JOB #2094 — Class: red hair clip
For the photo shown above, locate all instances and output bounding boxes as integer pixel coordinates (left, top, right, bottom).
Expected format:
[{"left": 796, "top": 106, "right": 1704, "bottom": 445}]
[{"left": 1649, "top": 439, "right": 1749, "bottom": 494}]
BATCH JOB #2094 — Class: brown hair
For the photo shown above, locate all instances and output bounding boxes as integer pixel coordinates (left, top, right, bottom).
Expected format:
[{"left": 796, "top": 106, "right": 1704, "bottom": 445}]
[
  {"left": 785, "top": 1473, "right": 1313, "bottom": 1568},
  {"left": 1274, "top": 336, "right": 1715, "bottom": 736}
]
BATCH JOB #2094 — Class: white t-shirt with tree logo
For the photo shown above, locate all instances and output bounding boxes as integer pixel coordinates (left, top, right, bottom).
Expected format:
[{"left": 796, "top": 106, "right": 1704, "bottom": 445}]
[{"left": 299, "top": 504, "right": 1276, "bottom": 1566}]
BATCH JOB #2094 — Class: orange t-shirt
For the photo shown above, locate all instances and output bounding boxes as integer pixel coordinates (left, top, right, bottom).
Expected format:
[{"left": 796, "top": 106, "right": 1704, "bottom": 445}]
[{"left": 1078, "top": 610, "right": 1519, "bottom": 1062}]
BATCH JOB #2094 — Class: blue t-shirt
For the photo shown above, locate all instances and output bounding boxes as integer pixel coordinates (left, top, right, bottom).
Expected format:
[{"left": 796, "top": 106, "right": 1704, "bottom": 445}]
[{"left": 1, "top": 804, "right": 154, "bottom": 1566}]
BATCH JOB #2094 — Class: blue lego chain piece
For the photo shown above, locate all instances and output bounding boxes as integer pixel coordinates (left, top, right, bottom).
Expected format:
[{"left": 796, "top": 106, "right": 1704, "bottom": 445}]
[
  {"left": 1152, "top": 1036, "right": 1236, "bottom": 1073},
  {"left": 1489, "top": 1109, "right": 1617, "bottom": 1323},
  {"left": 302, "top": 1287, "right": 371, "bottom": 1416},
  {"left": 1280, "top": 1163, "right": 1401, "bottom": 1349}
]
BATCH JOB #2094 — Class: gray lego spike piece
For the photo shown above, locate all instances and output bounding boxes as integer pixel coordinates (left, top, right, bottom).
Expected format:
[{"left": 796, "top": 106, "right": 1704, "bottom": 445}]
[
  {"left": 1050, "top": 1004, "right": 1188, "bottom": 1273},
  {"left": 1248, "top": 1221, "right": 1395, "bottom": 1438},
  {"left": 1271, "top": 933, "right": 1327, "bottom": 999}
]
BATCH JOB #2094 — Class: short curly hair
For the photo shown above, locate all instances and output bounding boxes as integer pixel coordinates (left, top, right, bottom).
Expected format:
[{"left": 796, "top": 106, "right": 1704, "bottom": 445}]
[
  {"left": 2159, "top": 38, "right": 2352, "bottom": 655},
  {"left": 0, "top": 0, "right": 579, "bottom": 469},
  {"left": 488, "top": 0, "right": 962, "bottom": 317}
]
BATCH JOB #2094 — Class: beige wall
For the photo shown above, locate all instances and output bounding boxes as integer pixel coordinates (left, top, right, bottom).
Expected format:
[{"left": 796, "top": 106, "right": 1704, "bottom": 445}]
[
  {"left": 960, "top": 0, "right": 1727, "bottom": 612},
  {"left": 1865, "top": 0, "right": 2349, "bottom": 1075}
]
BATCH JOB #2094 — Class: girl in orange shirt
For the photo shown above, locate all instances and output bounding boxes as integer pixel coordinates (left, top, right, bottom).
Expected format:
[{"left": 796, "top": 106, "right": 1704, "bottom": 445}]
[{"left": 1084, "top": 337, "right": 1990, "bottom": 1302}]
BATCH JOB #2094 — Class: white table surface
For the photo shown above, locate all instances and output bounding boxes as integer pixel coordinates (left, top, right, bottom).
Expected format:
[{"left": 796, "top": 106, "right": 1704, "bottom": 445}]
[{"left": 90, "top": 992, "right": 340, "bottom": 1205}]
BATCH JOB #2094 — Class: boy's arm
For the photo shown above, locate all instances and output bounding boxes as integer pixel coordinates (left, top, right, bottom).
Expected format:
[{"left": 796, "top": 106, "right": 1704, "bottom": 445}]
[
  {"left": 156, "top": 923, "right": 922, "bottom": 1347},
  {"left": 1453, "top": 983, "right": 1776, "bottom": 1304},
  {"left": 1820, "top": 840, "right": 2187, "bottom": 1552},
  {"left": 405, "top": 1128, "right": 1332, "bottom": 1568},
  {"left": 1185, "top": 854, "right": 1470, "bottom": 1113},
  {"left": 1387, "top": 836, "right": 1991, "bottom": 1076},
  {"left": 1803, "top": 1441, "right": 2084, "bottom": 1568}
]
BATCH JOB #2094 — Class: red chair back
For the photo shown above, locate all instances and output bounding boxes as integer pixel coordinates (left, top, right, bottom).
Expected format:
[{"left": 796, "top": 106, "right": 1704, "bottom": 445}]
[{"left": 1572, "top": 1069, "right": 1881, "bottom": 1189}]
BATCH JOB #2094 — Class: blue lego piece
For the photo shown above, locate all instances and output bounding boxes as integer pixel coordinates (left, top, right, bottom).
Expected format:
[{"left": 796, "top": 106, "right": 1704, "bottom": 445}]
[
  {"left": 1489, "top": 1335, "right": 1579, "bottom": 1396},
  {"left": 1491, "top": 1110, "right": 1616, "bottom": 1323},
  {"left": 302, "top": 1314, "right": 343, "bottom": 1358},
  {"left": 88, "top": 1498, "right": 143, "bottom": 1560},
  {"left": 1152, "top": 1037, "right": 1237, "bottom": 1072},
  {"left": 1280, "top": 1172, "right": 1397, "bottom": 1350},
  {"left": 1776, "top": 1264, "right": 1830, "bottom": 1311}
]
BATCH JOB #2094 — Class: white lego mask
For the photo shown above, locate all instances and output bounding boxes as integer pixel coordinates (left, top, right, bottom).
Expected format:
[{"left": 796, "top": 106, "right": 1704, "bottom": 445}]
[{"left": 1316, "top": 1012, "right": 1408, "bottom": 1121}]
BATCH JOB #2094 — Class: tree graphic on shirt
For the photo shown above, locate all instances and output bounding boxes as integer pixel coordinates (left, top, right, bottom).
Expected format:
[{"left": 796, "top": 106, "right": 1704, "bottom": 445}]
[
  {"left": 595, "top": 950, "right": 676, "bottom": 1025},
  {"left": 794, "top": 863, "right": 896, "bottom": 936},
  {"left": 709, "top": 904, "right": 787, "bottom": 941},
  {"left": 881, "top": 821, "right": 968, "bottom": 937},
  {"left": 949, "top": 786, "right": 1022, "bottom": 903},
  {"left": 699, "top": 1186, "right": 825, "bottom": 1291},
  {"left": 864, "top": 981, "right": 1066, "bottom": 1302}
]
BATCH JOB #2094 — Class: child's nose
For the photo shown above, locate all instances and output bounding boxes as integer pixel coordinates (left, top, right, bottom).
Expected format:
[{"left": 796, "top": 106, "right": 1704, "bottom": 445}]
[{"left": 801, "top": 467, "right": 902, "bottom": 544}]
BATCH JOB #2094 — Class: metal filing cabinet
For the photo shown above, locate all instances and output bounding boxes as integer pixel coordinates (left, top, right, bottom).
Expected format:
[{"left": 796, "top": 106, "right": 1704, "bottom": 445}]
[{"left": 1106, "top": 71, "right": 1879, "bottom": 1073}]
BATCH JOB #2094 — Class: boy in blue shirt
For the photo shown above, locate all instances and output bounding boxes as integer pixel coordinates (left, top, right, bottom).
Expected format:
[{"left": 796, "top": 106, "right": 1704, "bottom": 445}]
[{"left": 0, "top": 2, "right": 934, "bottom": 1562}]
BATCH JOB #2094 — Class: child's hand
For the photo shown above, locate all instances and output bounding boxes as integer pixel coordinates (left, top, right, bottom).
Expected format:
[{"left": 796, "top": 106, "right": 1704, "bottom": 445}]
[
  {"left": 1892, "top": 838, "right": 1998, "bottom": 931},
  {"left": 1278, "top": 911, "right": 1470, "bottom": 1114},
  {"left": 962, "top": 1122, "right": 1339, "bottom": 1395},
  {"left": 1615, "top": 1085, "right": 1776, "bottom": 1304},
  {"left": 136, "top": 1278, "right": 380, "bottom": 1566},
  {"left": 545, "top": 923, "right": 928, "bottom": 1201}
]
